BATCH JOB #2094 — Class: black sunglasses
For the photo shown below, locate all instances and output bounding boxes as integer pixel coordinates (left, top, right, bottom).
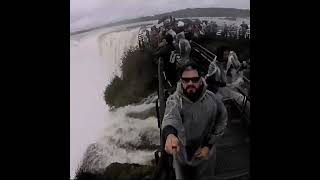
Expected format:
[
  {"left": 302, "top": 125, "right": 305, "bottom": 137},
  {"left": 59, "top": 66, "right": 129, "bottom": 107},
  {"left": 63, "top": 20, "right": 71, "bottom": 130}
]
[{"left": 181, "top": 77, "right": 201, "bottom": 83}]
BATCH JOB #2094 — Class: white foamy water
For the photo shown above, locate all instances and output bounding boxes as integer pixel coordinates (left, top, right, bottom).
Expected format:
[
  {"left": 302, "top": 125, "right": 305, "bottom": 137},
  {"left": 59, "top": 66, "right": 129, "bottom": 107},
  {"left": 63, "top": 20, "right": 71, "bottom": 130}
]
[
  {"left": 70, "top": 21, "right": 159, "bottom": 179},
  {"left": 98, "top": 27, "right": 140, "bottom": 79},
  {"left": 80, "top": 102, "right": 159, "bottom": 173}
]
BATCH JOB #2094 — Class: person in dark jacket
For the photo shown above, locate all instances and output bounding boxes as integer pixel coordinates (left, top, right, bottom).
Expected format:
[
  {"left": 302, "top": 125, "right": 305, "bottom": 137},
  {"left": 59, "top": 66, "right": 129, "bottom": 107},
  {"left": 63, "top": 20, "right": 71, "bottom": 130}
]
[
  {"left": 240, "top": 21, "right": 249, "bottom": 30},
  {"left": 154, "top": 34, "right": 176, "bottom": 85},
  {"left": 161, "top": 62, "right": 228, "bottom": 180}
]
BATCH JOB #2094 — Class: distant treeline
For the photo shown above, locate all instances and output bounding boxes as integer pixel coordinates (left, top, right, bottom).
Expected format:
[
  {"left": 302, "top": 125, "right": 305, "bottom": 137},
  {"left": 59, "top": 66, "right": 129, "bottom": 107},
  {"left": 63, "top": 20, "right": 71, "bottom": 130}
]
[{"left": 71, "top": 7, "right": 250, "bottom": 35}]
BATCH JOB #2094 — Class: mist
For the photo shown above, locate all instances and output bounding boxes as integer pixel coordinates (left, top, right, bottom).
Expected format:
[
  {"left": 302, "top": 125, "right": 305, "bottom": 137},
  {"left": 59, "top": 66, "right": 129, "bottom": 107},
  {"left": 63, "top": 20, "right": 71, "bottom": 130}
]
[{"left": 70, "top": 0, "right": 250, "bottom": 32}]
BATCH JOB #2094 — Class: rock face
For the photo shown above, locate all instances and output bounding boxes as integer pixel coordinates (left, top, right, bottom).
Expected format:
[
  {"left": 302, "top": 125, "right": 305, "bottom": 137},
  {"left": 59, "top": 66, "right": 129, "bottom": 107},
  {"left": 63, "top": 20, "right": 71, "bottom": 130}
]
[
  {"left": 126, "top": 106, "right": 157, "bottom": 120},
  {"left": 103, "top": 163, "right": 155, "bottom": 180},
  {"left": 117, "top": 127, "right": 160, "bottom": 151},
  {"left": 75, "top": 162, "right": 156, "bottom": 180}
]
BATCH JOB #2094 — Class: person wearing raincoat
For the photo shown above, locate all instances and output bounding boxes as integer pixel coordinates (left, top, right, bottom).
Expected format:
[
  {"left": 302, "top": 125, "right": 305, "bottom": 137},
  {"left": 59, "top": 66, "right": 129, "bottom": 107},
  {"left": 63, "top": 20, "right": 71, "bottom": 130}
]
[{"left": 161, "top": 62, "right": 228, "bottom": 180}]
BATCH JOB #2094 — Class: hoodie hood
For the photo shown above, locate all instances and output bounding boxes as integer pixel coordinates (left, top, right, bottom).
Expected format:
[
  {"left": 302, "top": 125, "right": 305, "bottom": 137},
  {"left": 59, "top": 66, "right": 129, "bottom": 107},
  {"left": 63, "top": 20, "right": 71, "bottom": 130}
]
[{"left": 176, "top": 77, "right": 208, "bottom": 103}]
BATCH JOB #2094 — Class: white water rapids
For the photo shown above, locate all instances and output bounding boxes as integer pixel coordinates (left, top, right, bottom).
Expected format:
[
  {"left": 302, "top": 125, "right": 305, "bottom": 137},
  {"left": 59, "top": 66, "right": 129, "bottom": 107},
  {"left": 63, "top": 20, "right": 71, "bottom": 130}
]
[{"left": 70, "top": 21, "right": 159, "bottom": 179}]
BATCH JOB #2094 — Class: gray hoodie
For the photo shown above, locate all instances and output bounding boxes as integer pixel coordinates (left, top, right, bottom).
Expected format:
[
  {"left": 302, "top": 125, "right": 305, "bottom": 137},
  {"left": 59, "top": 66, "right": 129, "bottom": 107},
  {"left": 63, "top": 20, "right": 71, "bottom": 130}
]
[{"left": 161, "top": 78, "right": 228, "bottom": 166}]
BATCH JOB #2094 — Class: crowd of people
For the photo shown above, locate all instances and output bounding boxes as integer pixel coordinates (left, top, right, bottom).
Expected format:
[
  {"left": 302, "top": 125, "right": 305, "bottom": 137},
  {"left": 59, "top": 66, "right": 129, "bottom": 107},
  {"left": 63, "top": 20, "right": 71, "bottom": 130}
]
[
  {"left": 138, "top": 17, "right": 250, "bottom": 50},
  {"left": 146, "top": 16, "right": 250, "bottom": 180},
  {"left": 139, "top": 16, "right": 251, "bottom": 97},
  {"left": 221, "top": 21, "right": 250, "bottom": 39}
]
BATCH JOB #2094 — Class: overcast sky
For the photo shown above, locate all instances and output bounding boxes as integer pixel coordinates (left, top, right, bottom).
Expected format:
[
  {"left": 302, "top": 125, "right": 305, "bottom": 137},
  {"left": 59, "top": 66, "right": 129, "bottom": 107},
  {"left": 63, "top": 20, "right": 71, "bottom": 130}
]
[{"left": 70, "top": 0, "right": 250, "bottom": 32}]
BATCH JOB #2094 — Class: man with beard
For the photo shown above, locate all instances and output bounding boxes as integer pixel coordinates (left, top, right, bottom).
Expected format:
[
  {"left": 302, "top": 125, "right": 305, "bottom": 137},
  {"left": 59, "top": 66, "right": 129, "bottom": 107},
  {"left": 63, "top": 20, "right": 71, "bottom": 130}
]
[{"left": 161, "top": 62, "right": 228, "bottom": 180}]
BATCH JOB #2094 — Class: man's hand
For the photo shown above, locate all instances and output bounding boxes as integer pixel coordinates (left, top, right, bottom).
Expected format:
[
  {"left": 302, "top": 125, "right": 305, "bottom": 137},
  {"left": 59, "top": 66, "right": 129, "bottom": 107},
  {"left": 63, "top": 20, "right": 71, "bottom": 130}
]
[
  {"left": 165, "top": 134, "right": 180, "bottom": 155},
  {"left": 194, "top": 146, "right": 210, "bottom": 160}
]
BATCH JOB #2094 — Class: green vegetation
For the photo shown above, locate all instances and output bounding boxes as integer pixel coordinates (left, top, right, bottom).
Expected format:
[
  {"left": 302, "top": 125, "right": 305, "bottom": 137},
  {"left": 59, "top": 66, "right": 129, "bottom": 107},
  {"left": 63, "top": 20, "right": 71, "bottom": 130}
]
[
  {"left": 103, "top": 163, "right": 155, "bottom": 180},
  {"left": 104, "top": 47, "right": 157, "bottom": 108},
  {"left": 75, "top": 163, "right": 156, "bottom": 180}
]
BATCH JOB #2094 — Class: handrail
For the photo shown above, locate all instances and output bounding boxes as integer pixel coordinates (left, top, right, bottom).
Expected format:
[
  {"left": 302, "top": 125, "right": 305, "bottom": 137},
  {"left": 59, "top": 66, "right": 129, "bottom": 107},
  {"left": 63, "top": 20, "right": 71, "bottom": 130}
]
[
  {"left": 242, "top": 76, "right": 250, "bottom": 83},
  {"left": 193, "top": 48, "right": 212, "bottom": 64},
  {"left": 191, "top": 41, "right": 218, "bottom": 60},
  {"left": 158, "top": 57, "right": 166, "bottom": 125}
]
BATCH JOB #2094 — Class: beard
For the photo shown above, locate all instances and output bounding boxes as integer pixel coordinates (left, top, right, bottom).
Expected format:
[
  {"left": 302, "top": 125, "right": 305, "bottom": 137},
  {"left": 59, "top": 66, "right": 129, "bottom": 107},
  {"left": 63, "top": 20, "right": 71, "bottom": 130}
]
[
  {"left": 186, "top": 85, "right": 197, "bottom": 93},
  {"left": 183, "top": 83, "right": 204, "bottom": 102}
]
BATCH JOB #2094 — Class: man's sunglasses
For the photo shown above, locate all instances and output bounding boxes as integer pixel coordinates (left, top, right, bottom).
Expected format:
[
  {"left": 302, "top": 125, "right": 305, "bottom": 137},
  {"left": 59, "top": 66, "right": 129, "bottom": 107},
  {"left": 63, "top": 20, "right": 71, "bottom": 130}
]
[{"left": 181, "top": 77, "right": 201, "bottom": 83}]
